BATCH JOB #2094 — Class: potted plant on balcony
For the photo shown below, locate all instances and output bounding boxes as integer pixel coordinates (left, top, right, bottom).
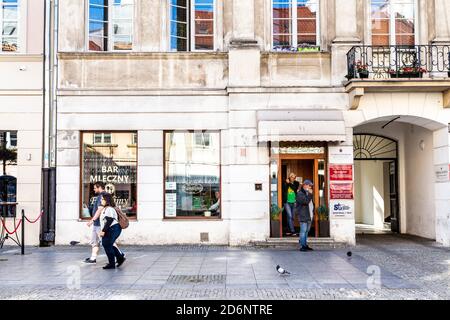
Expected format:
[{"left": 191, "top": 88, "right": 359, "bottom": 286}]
[
  {"left": 270, "top": 204, "right": 282, "bottom": 238},
  {"left": 318, "top": 205, "right": 330, "bottom": 237},
  {"left": 356, "top": 60, "right": 369, "bottom": 79},
  {"left": 388, "top": 66, "right": 427, "bottom": 78}
]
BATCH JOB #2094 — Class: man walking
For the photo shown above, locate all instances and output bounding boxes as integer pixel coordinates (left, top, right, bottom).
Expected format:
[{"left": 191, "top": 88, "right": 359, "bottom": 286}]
[
  {"left": 296, "top": 180, "right": 315, "bottom": 252},
  {"left": 85, "top": 182, "right": 124, "bottom": 263}
]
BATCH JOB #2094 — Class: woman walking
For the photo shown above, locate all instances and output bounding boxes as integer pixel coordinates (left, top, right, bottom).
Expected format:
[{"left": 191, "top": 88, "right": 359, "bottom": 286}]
[{"left": 99, "top": 193, "right": 126, "bottom": 269}]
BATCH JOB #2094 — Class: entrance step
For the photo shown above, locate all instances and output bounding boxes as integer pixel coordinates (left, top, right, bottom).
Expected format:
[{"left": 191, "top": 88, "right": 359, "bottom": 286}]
[{"left": 251, "top": 238, "right": 348, "bottom": 249}]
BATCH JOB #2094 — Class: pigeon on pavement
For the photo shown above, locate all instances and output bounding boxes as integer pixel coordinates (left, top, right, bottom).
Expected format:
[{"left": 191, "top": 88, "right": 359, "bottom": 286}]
[{"left": 276, "top": 265, "right": 291, "bottom": 275}]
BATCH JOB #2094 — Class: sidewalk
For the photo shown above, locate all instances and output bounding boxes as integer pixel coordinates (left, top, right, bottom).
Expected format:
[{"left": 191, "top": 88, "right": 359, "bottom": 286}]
[{"left": 0, "top": 235, "right": 449, "bottom": 300}]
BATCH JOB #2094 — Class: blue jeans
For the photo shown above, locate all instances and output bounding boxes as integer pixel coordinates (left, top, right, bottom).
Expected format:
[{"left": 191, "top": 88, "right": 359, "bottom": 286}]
[
  {"left": 102, "top": 224, "right": 122, "bottom": 266},
  {"left": 284, "top": 202, "right": 296, "bottom": 234},
  {"left": 299, "top": 221, "right": 312, "bottom": 248}
]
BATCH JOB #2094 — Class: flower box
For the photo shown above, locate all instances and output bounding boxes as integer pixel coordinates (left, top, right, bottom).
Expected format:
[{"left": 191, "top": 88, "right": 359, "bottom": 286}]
[
  {"left": 358, "top": 71, "right": 369, "bottom": 79},
  {"left": 389, "top": 72, "right": 424, "bottom": 78},
  {"left": 388, "top": 67, "right": 426, "bottom": 79}
]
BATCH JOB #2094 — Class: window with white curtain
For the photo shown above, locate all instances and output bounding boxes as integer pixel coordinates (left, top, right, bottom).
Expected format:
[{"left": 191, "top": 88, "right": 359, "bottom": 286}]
[
  {"left": 169, "top": 0, "right": 215, "bottom": 52},
  {"left": 272, "top": 0, "right": 319, "bottom": 51},
  {"left": 88, "top": 0, "right": 134, "bottom": 51},
  {"left": 1, "top": 0, "right": 19, "bottom": 52},
  {"left": 371, "top": 0, "right": 416, "bottom": 46}
]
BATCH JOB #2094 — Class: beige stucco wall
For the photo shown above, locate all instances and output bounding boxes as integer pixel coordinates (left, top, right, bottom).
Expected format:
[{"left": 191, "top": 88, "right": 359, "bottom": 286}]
[{"left": 53, "top": 0, "right": 450, "bottom": 246}]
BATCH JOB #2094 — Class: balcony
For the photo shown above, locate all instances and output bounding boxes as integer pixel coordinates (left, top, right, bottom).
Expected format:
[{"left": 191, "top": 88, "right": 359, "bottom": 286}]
[{"left": 344, "top": 45, "right": 450, "bottom": 109}]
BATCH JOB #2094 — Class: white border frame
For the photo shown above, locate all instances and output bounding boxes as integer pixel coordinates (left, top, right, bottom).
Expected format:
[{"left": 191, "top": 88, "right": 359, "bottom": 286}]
[{"left": 270, "top": 0, "right": 321, "bottom": 50}]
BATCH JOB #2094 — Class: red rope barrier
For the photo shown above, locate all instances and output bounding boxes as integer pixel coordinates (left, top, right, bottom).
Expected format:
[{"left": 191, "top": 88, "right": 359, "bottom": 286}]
[
  {"left": 0, "top": 218, "right": 23, "bottom": 235},
  {"left": 24, "top": 210, "right": 44, "bottom": 224}
]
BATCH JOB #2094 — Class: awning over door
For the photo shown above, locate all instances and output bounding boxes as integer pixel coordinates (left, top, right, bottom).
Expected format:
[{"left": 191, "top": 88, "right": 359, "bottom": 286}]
[{"left": 257, "top": 110, "right": 347, "bottom": 142}]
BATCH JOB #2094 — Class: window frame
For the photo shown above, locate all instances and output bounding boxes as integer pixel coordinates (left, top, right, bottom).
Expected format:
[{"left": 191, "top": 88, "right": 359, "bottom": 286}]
[
  {"left": 369, "top": 0, "right": 418, "bottom": 46},
  {"left": 0, "top": 0, "right": 25, "bottom": 54},
  {"left": 271, "top": 0, "right": 321, "bottom": 50},
  {"left": 163, "top": 130, "right": 222, "bottom": 220},
  {"left": 168, "top": 0, "right": 216, "bottom": 52},
  {"left": 86, "top": 0, "right": 135, "bottom": 52},
  {"left": 80, "top": 131, "right": 138, "bottom": 221}
]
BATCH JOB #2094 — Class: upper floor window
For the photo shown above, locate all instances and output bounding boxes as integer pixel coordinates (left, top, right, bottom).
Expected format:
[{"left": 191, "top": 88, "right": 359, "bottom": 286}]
[
  {"left": 88, "top": 0, "right": 134, "bottom": 51},
  {"left": 169, "top": 0, "right": 215, "bottom": 52},
  {"left": 1, "top": 0, "right": 19, "bottom": 52},
  {"left": 371, "top": 0, "right": 416, "bottom": 46},
  {"left": 272, "top": 0, "right": 320, "bottom": 51}
]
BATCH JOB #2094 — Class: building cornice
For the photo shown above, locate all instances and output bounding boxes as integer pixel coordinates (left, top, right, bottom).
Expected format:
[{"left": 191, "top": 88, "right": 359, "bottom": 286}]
[{"left": 58, "top": 52, "right": 229, "bottom": 60}]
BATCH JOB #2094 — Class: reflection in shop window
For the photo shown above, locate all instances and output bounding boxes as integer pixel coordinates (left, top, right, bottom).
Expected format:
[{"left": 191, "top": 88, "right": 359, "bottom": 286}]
[
  {"left": 164, "top": 131, "right": 220, "bottom": 218},
  {"left": 0, "top": 131, "right": 17, "bottom": 217},
  {"left": 1, "top": 0, "right": 19, "bottom": 52},
  {"left": 81, "top": 132, "right": 137, "bottom": 219},
  {"left": 94, "top": 132, "right": 112, "bottom": 144}
]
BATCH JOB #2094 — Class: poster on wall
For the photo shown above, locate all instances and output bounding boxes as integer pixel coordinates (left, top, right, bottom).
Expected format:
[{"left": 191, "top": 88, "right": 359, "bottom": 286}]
[
  {"left": 330, "top": 183, "right": 354, "bottom": 200},
  {"left": 165, "top": 193, "right": 177, "bottom": 217},
  {"left": 329, "top": 146, "right": 354, "bottom": 165},
  {"left": 330, "top": 200, "right": 354, "bottom": 219},
  {"left": 329, "top": 164, "right": 353, "bottom": 181}
]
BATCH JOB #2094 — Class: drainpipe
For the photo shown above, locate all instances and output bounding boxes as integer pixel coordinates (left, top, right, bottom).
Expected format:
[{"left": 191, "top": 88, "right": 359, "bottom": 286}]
[{"left": 40, "top": 0, "right": 58, "bottom": 246}]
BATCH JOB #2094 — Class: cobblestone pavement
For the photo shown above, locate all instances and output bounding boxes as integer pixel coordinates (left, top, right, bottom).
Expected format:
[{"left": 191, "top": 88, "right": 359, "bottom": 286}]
[{"left": 0, "top": 234, "right": 449, "bottom": 300}]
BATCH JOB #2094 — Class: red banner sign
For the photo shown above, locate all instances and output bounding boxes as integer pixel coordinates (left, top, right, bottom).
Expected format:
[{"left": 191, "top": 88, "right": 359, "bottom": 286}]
[
  {"left": 330, "top": 183, "right": 354, "bottom": 200},
  {"left": 329, "top": 165, "right": 353, "bottom": 181}
]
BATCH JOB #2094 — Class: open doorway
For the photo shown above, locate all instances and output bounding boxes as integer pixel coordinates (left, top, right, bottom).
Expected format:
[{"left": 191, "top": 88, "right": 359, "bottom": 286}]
[
  {"left": 269, "top": 142, "right": 328, "bottom": 239},
  {"left": 354, "top": 134, "right": 399, "bottom": 234}
]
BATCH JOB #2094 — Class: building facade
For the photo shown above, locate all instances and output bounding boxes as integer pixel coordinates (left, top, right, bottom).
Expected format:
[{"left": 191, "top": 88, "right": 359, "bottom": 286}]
[
  {"left": 3, "top": 0, "right": 450, "bottom": 247},
  {"left": 0, "top": 0, "right": 45, "bottom": 246}
]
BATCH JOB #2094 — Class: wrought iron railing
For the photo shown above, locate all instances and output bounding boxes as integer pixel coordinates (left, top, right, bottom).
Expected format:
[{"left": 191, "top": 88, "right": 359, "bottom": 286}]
[{"left": 346, "top": 45, "right": 450, "bottom": 80}]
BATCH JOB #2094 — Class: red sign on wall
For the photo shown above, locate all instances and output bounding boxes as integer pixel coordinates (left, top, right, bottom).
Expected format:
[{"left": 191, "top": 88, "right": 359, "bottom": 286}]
[
  {"left": 329, "top": 165, "right": 353, "bottom": 181},
  {"left": 330, "top": 183, "right": 354, "bottom": 200}
]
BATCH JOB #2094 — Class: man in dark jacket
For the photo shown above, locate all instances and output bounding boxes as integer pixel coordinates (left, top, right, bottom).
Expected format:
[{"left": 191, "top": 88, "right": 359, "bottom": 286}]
[
  {"left": 282, "top": 173, "right": 300, "bottom": 236},
  {"left": 296, "top": 180, "right": 314, "bottom": 252}
]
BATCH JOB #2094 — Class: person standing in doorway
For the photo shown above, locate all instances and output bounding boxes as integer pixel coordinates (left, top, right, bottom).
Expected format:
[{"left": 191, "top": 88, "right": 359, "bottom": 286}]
[
  {"left": 282, "top": 173, "right": 300, "bottom": 236},
  {"left": 85, "top": 182, "right": 124, "bottom": 263},
  {"left": 296, "top": 180, "right": 315, "bottom": 252}
]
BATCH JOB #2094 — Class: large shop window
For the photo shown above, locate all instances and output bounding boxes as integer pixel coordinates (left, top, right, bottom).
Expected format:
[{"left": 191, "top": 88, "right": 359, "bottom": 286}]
[
  {"left": 0, "top": 131, "right": 17, "bottom": 217},
  {"left": 88, "top": 0, "right": 134, "bottom": 51},
  {"left": 81, "top": 132, "right": 137, "bottom": 219},
  {"left": 1, "top": 0, "right": 19, "bottom": 52},
  {"left": 169, "top": 0, "right": 215, "bottom": 52},
  {"left": 272, "top": 0, "right": 320, "bottom": 51},
  {"left": 164, "top": 131, "right": 221, "bottom": 218},
  {"left": 371, "top": 0, "right": 416, "bottom": 46}
]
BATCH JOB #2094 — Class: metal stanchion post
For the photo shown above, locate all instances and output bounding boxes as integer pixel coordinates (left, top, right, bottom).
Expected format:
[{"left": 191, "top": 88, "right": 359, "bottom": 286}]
[{"left": 21, "top": 209, "right": 25, "bottom": 255}]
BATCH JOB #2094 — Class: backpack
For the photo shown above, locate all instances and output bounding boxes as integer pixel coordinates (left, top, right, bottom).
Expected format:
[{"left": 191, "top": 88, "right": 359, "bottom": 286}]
[{"left": 115, "top": 207, "right": 129, "bottom": 229}]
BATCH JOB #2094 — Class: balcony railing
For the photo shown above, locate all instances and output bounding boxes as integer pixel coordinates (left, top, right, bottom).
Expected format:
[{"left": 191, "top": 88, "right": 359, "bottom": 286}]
[{"left": 346, "top": 45, "right": 450, "bottom": 81}]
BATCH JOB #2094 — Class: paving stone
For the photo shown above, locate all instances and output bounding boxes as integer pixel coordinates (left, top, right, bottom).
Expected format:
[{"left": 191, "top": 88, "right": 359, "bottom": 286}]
[{"left": 0, "top": 235, "right": 449, "bottom": 299}]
